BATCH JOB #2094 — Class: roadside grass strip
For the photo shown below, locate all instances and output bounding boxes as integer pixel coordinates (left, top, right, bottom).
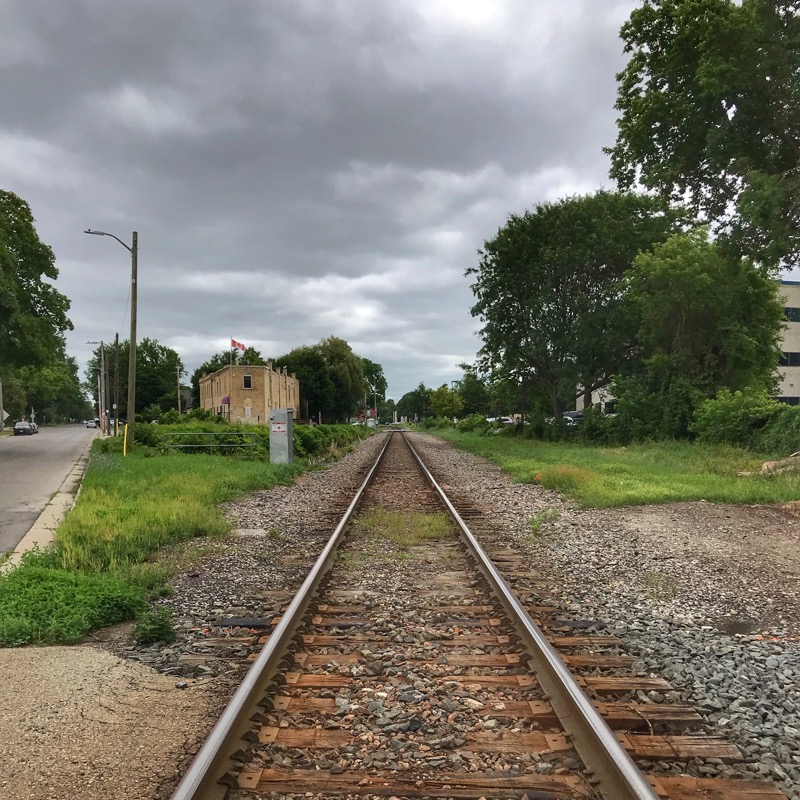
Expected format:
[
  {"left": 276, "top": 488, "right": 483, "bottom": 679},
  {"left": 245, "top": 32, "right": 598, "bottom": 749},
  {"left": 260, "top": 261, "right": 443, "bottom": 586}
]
[
  {"left": 0, "top": 429, "right": 362, "bottom": 647},
  {"left": 433, "top": 431, "right": 800, "bottom": 508}
]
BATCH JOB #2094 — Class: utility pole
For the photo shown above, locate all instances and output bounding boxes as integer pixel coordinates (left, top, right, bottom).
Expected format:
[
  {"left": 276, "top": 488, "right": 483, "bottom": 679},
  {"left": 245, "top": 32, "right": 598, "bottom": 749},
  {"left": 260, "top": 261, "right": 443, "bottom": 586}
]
[
  {"left": 129, "top": 231, "right": 138, "bottom": 443},
  {"left": 177, "top": 364, "right": 182, "bottom": 414},
  {"left": 84, "top": 229, "right": 138, "bottom": 445},
  {"left": 114, "top": 333, "right": 119, "bottom": 437}
]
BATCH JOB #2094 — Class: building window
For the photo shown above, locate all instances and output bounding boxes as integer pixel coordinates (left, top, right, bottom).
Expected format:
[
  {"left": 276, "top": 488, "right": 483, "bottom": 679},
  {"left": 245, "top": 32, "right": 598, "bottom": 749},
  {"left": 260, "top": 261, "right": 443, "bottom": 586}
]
[
  {"left": 785, "top": 307, "right": 800, "bottom": 323},
  {"left": 781, "top": 352, "right": 800, "bottom": 367},
  {"left": 243, "top": 375, "right": 252, "bottom": 389}
]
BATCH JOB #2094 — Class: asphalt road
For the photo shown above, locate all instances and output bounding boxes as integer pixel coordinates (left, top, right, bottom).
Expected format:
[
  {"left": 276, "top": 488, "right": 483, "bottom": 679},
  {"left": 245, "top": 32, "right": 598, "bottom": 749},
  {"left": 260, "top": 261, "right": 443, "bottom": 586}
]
[{"left": 0, "top": 425, "right": 95, "bottom": 552}]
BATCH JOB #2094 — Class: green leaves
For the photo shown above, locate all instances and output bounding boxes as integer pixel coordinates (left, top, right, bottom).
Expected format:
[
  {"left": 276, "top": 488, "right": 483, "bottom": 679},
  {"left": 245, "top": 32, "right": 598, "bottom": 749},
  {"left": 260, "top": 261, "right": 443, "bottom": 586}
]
[
  {"left": 609, "top": 0, "right": 800, "bottom": 268},
  {"left": 469, "top": 191, "right": 681, "bottom": 415},
  {"left": 0, "top": 190, "right": 72, "bottom": 370}
]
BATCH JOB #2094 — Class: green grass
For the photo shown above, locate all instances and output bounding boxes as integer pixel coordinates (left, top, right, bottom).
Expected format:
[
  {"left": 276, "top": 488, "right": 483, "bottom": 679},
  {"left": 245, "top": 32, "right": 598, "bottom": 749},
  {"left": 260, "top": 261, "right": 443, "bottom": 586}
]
[
  {"left": 529, "top": 509, "right": 561, "bottom": 537},
  {"left": 433, "top": 430, "right": 800, "bottom": 508},
  {"left": 351, "top": 508, "right": 451, "bottom": 548},
  {"left": 0, "top": 443, "right": 306, "bottom": 646}
]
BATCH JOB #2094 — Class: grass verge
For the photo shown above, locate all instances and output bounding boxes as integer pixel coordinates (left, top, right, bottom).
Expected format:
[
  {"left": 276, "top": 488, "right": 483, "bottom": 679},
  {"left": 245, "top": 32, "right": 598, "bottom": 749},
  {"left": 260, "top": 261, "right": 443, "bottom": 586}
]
[
  {"left": 432, "top": 430, "right": 800, "bottom": 508},
  {"left": 0, "top": 439, "right": 323, "bottom": 647}
]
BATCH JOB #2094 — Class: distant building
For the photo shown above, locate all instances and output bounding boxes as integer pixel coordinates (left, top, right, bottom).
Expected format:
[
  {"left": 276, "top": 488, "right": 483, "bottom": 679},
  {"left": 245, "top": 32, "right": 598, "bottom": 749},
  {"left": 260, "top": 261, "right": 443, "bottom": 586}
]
[
  {"left": 778, "top": 280, "right": 800, "bottom": 406},
  {"left": 199, "top": 363, "right": 300, "bottom": 423}
]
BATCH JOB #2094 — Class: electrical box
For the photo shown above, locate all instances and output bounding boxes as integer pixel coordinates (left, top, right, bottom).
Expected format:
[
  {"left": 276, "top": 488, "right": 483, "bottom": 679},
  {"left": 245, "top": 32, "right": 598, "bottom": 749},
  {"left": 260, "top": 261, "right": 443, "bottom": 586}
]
[{"left": 269, "top": 408, "right": 294, "bottom": 464}]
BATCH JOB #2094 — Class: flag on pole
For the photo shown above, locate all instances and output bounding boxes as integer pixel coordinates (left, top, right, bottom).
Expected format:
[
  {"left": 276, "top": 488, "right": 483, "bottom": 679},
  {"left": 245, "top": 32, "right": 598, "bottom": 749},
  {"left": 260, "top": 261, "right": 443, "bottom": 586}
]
[{"left": 231, "top": 338, "right": 246, "bottom": 352}]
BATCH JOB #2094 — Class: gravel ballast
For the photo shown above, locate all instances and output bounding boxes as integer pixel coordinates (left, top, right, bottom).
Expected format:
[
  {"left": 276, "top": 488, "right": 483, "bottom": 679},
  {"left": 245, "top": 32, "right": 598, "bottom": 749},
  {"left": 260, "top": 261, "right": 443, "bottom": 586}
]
[{"left": 0, "top": 431, "right": 798, "bottom": 799}]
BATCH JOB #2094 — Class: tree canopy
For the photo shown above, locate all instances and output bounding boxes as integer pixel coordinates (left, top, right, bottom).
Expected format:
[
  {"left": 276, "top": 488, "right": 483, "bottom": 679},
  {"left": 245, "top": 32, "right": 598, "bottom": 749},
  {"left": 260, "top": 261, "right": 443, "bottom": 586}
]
[
  {"left": 613, "top": 229, "right": 785, "bottom": 437},
  {"left": 88, "top": 337, "right": 184, "bottom": 420},
  {"left": 0, "top": 190, "right": 72, "bottom": 370},
  {"left": 468, "top": 191, "right": 683, "bottom": 415},
  {"left": 608, "top": 0, "right": 800, "bottom": 268}
]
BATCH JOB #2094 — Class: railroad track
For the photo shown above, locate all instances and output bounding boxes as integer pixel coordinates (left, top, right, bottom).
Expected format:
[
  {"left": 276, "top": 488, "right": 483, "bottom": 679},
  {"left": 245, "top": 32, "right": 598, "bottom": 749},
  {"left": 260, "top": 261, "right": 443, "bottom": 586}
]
[{"left": 170, "top": 431, "right": 788, "bottom": 800}]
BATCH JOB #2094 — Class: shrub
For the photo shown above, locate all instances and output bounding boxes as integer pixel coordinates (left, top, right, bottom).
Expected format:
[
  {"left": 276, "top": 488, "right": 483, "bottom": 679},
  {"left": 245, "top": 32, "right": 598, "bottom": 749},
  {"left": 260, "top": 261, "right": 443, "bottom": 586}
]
[
  {"left": 419, "top": 416, "right": 453, "bottom": 430},
  {"left": 756, "top": 404, "right": 800, "bottom": 456},
  {"left": 577, "top": 407, "right": 617, "bottom": 444},
  {"left": 691, "top": 388, "right": 782, "bottom": 448},
  {"left": 457, "top": 413, "right": 490, "bottom": 433},
  {"left": 133, "top": 606, "right": 176, "bottom": 645}
]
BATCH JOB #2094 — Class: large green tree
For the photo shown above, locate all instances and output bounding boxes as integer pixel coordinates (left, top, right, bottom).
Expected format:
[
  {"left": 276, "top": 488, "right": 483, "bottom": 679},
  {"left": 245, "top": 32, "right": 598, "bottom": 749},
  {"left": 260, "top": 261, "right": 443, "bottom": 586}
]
[
  {"left": 0, "top": 190, "right": 72, "bottom": 369},
  {"left": 88, "top": 338, "right": 183, "bottom": 419},
  {"left": 456, "top": 363, "right": 490, "bottom": 417},
  {"left": 362, "top": 358, "right": 387, "bottom": 405},
  {"left": 613, "top": 229, "right": 785, "bottom": 438},
  {"left": 430, "top": 384, "right": 463, "bottom": 419},
  {"left": 468, "top": 191, "right": 683, "bottom": 415},
  {"left": 316, "top": 336, "right": 367, "bottom": 422},
  {"left": 608, "top": 0, "right": 800, "bottom": 268},
  {"left": 273, "top": 345, "right": 335, "bottom": 421},
  {"left": 397, "top": 383, "right": 431, "bottom": 421}
]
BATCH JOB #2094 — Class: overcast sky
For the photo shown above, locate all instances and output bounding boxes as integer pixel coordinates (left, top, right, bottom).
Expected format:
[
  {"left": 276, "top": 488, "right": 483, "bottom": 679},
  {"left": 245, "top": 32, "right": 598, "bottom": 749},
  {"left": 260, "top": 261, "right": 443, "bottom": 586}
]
[{"left": 2, "top": 0, "right": 639, "bottom": 400}]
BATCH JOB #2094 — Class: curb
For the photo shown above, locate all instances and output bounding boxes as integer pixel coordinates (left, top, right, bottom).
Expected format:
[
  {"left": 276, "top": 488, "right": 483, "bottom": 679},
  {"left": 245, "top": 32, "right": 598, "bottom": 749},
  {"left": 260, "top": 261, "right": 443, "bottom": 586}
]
[{"left": 2, "top": 436, "right": 95, "bottom": 572}]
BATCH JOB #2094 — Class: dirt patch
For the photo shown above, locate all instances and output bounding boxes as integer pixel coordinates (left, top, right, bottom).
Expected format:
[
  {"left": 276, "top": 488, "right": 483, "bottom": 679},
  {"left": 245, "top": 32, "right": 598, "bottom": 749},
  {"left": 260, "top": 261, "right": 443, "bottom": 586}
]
[
  {"left": 584, "top": 501, "right": 800, "bottom": 633},
  {"left": 0, "top": 647, "right": 219, "bottom": 800}
]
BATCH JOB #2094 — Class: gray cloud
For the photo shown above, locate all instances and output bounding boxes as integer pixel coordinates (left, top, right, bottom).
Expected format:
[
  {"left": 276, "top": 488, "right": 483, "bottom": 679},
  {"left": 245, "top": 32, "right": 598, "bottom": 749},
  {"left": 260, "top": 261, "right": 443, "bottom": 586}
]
[{"left": 1, "top": 0, "right": 636, "bottom": 399}]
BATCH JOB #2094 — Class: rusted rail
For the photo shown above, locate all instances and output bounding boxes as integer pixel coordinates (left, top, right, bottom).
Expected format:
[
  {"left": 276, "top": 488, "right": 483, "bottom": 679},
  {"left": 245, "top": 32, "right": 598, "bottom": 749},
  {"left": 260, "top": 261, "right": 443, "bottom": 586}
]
[{"left": 169, "top": 431, "right": 787, "bottom": 800}]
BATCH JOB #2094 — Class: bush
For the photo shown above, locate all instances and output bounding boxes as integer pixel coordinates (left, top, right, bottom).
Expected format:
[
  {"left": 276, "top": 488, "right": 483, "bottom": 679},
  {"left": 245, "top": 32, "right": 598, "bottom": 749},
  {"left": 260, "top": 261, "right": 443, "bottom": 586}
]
[
  {"left": 0, "top": 566, "right": 145, "bottom": 646},
  {"left": 753, "top": 404, "right": 800, "bottom": 456},
  {"left": 577, "top": 407, "right": 617, "bottom": 444},
  {"left": 420, "top": 416, "right": 454, "bottom": 430},
  {"left": 457, "top": 414, "right": 490, "bottom": 433},
  {"left": 691, "top": 388, "right": 782, "bottom": 448},
  {"left": 133, "top": 607, "right": 176, "bottom": 645}
]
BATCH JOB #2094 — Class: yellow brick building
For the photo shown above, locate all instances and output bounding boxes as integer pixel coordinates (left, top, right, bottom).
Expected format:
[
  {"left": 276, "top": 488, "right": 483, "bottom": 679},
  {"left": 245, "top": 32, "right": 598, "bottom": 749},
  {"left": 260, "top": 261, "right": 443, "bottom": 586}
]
[{"left": 199, "top": 364, "right": 300, "bottom": 424}]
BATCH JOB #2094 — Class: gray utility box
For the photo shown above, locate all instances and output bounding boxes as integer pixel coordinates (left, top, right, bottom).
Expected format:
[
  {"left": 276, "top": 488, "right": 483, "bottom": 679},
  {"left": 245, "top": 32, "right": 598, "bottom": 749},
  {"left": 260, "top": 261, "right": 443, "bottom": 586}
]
[{"left": 269, "top": 408, "right": 294, "bottom": 464}]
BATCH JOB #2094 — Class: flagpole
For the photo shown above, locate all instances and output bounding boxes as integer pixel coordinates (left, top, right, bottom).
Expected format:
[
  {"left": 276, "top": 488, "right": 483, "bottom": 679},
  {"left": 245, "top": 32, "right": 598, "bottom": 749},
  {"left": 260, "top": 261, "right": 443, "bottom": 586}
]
[{"left": 230, "top": 337, "right": 233, "bottom": 367}]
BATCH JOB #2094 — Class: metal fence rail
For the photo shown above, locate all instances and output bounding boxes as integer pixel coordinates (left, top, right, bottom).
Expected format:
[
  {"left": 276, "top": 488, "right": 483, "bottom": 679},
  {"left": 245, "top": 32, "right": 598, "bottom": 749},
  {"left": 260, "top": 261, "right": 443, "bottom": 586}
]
[{"left": 161, "top": 431, "right": 259, "bottom": 459}]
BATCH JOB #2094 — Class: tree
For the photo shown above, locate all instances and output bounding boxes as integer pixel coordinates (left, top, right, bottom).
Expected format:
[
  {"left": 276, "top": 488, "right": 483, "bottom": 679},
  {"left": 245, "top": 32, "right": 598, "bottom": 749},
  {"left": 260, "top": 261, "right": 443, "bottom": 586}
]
[
  {"left": 397, "top": 383, "right": 431, "bottom": 421},
  {"left": 468, "top": 191, "right": 683, "bottom": 415},
  {"left": 273, "top": 345, "right": 335, "bottom": 421},
  {"left": 608, "top": 0, "right": 800, "bottom": 268},
  {"left": 316, "top": 336, "right": 366, "bottom": 422},
  {"left": 456, "top": 364, "right": 490, "bottom": 417},
  {"left": 613, "top": 229, "right": 785, "bottom": 438},
  {"left": 0, "top": 190, "right": 72, "bottom": 370},
  {"left": 89, "top": 338, "right": 183, "bottom": 419},
  {"left": 362, "top": 358, "right": 387, "bottom": 405},
  {"left": 430, "top": 384, "right": 464, "bottom": 419}
]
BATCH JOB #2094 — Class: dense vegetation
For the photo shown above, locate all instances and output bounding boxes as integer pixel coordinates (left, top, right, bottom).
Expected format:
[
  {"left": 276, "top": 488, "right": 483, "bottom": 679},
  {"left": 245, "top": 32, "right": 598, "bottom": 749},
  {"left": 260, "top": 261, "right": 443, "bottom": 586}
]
[
  {"left": 0, "top": 423, "right": 371, "bottom": 647},
  {"left": 0, "top": 190, "right": 89, "bottom": 423}
]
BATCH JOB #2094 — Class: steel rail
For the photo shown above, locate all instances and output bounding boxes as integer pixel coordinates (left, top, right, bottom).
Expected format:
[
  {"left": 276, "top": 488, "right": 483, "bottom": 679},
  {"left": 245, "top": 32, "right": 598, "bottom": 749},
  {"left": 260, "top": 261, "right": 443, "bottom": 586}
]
[
  {"left": 169, "top": 433, "right": 394, "bottom": 800},
  {"left": 402, "top": 432, "right": 660, "bottom": 800}
]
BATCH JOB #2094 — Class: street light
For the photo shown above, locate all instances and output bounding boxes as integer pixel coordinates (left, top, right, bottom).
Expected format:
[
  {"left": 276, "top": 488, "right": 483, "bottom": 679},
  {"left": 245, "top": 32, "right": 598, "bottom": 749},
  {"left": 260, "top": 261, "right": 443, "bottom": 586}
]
[{"left": 84, "top": 229, "right": 138, "bottom": 444}]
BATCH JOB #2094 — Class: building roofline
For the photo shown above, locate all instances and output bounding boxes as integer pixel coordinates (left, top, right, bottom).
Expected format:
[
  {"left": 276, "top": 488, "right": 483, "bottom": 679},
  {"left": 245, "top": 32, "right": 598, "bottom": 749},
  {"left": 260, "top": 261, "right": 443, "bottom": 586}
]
[
  {"left": 781, "top": 280, "right": 800, "bottom": 286},
  {"left": 198, "top": 363, "right": 274, "bottom": 381}
]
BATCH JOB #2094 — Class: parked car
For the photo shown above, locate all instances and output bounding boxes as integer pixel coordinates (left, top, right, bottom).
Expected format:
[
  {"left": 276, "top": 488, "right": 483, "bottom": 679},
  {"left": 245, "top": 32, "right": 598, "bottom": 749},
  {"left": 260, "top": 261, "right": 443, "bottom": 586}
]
[
  {"left": 544, "top": 414, "right": 578, "bottom": 427},
  {"left": 13, "top": 421, "right": 34, "bottom": 436},
  {"left": 86, "top": 420, "right": 97, "bottom": 428}
]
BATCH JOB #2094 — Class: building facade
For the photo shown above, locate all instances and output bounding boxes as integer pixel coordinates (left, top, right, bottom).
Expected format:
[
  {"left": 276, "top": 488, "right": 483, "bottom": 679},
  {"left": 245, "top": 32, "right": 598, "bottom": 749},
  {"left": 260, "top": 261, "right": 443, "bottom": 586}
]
[
  {"left": 778, "top": 280, "right": 800, "bottom": 406},
  {"left": 199, "top": 363, "right": 300, "bottom": 424}
]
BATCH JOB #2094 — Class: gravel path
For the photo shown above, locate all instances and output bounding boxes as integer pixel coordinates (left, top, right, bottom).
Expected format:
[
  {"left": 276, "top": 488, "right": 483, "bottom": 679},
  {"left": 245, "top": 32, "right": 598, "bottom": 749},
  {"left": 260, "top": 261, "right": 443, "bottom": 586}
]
[{"left": 0, "top": 431, "right": 798, "bottom": 799}]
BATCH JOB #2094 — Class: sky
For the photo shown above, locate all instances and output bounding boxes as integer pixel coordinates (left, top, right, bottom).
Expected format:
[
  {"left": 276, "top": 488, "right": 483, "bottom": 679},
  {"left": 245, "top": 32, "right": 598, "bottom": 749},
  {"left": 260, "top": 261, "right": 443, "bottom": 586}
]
[{"left": 1, "top": 0, "right": 640, "bottom": 401}]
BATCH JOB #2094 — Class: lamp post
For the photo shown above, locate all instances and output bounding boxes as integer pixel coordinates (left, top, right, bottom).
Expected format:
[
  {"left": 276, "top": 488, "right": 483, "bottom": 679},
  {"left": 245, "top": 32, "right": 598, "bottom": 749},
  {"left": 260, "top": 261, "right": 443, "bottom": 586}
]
[{"left": 85, "top": 229, "right": 138, "bottom": 444}]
